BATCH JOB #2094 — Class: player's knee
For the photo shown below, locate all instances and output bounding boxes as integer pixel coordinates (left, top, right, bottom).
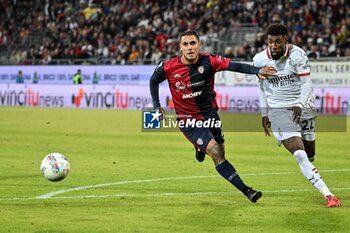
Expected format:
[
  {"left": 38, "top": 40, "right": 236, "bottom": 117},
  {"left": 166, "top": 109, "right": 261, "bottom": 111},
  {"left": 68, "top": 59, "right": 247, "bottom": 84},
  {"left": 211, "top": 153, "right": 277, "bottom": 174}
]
[
  {"left": 293, "top": 150, "right": 308, "bottom": 164},
  {"left": 282, "top": 137, "right": 304, "bottom": 154},
  {"left": 302, "top": 133, "right": 315, "bottom": 142}
]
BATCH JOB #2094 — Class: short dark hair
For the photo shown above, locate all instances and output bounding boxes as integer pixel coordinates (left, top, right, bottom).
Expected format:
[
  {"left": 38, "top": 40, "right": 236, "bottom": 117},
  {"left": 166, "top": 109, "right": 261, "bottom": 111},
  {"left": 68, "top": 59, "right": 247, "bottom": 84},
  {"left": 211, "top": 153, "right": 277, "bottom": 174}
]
[
  {"left": 266, "top": 24, "right": 288, "bottom": 36},
  {"left": 179, "top": 30, "right": 200, "bottom": 42}
]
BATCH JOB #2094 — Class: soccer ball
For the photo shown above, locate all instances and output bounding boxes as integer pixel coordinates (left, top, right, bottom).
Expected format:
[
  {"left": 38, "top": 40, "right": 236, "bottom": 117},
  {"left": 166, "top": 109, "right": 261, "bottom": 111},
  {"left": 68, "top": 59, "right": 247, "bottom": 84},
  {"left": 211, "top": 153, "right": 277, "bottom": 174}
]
[{"left": 40, "top": 153, "right": 70, "bottom": 181}]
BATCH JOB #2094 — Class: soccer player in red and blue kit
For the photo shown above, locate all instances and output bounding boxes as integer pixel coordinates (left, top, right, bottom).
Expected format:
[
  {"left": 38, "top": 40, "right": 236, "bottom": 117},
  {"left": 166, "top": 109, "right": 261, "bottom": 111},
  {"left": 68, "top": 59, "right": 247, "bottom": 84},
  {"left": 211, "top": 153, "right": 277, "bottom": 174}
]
[{"left": 149, "top": 30, "right": 276, "bottom": 203}]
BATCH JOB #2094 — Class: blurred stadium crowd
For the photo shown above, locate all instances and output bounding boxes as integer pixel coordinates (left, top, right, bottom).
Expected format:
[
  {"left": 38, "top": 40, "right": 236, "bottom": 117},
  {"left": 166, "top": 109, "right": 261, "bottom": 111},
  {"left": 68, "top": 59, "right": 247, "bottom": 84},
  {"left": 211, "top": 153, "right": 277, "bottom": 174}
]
[{"left": 0, "top": 0, "right": 349, "bottom": 65}]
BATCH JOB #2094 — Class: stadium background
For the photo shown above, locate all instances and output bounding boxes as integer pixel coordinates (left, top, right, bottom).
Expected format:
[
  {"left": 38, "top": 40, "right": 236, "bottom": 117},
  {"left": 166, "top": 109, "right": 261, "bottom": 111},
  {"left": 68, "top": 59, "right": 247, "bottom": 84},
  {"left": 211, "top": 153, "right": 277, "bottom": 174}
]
[
  {"left": 0, "top": 0, "right": 349, "bottom": 65},
  {"left": 0, "top": 0, "right": 349, "bottom": 113}
]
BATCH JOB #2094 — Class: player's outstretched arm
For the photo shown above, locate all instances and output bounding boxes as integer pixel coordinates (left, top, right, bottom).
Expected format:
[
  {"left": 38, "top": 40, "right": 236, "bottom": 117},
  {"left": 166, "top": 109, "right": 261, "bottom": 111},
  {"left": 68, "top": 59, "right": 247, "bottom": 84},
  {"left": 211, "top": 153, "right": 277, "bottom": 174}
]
[{"left": 227, "top": 61, "right": 276, "bottom": 77}]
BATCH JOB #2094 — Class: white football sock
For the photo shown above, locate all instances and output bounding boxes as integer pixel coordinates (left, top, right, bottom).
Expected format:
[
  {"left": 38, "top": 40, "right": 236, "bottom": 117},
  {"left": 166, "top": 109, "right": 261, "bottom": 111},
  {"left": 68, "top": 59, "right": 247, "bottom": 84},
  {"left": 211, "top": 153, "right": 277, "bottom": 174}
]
[{"left": 293, "top": 150, "right": 333, "bottom": 197}]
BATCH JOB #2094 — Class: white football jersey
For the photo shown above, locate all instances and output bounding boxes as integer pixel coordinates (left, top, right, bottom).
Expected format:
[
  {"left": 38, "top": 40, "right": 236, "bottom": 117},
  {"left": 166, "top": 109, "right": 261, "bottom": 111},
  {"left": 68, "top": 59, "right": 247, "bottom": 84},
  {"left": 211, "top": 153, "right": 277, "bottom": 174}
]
[{"left": 254, "top": 44, "right": 315, "bottom": 110}]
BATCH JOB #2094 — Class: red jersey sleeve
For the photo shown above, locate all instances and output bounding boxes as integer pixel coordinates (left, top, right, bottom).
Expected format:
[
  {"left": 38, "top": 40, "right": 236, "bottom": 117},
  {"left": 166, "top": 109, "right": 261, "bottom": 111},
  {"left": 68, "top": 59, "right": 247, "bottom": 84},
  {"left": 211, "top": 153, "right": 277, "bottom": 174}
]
[{"left": 209, "top": 55, "right": 230, "bottom": 72}]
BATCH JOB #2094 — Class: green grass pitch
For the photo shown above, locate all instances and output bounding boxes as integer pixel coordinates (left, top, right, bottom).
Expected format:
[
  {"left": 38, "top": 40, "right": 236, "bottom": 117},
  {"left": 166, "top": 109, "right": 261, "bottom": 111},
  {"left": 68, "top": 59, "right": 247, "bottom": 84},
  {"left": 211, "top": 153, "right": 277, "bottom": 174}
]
[{"left": 0, "top": 107, "right": 349, "bottom": 233}]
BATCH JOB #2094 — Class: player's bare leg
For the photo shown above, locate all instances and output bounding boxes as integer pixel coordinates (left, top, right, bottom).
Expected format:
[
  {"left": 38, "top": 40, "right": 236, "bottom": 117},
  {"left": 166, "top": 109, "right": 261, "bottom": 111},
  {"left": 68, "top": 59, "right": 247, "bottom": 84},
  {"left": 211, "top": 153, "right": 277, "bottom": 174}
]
[
  {"left": 219, "top": 142, "right": 225, "bottom": 155},
  {"left": 206, "top": 139, "right": 262, "bottom": 202},
  {"left": 195, "top": 140, "right": 225, "bottom": 163},
  {"left": 303, "top": 139, "right": 316, "bottom": 162},
  {"left": 206, "top": 140, "right": 225, "bottom": 165},
  {"left": 282, "top": 137, "right": 341, "bottom": 207}
]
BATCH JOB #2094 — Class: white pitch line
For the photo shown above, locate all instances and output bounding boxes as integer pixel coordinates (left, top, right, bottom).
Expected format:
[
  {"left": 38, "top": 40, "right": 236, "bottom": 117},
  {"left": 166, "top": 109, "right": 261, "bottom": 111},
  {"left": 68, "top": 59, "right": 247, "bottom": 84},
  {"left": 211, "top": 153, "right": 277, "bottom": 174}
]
[
  {"left": 36, "top": 187, "right": 350, "bottom": 200},
  {"left": 0, "top": 187, "right": 349, "bottom": 201},
  {"left": 35, "top": 175, "right": 218, "bottom": 199},
  {"left": 0, "top": 169, "right": 349, "bottom": 201},
  {"left": 37, "top": 169, "right": 350, "bottom": 199}
]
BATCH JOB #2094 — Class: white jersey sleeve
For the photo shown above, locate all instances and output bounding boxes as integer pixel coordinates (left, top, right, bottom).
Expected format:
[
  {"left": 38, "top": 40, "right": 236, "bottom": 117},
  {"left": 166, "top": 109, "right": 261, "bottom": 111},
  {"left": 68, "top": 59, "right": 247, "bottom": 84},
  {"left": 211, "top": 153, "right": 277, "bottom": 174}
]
[
  {"left": 292, "top": 50, "right": 313, "bottom": 107},
  {"left": 258, "top": 80, "right": 268, "bottom": 117},
  {"left": 253, "top": 56, "right": 268, "bottom": 116},
  {"left": 293, "top": 51, "right": 311, "bottom": 76}
]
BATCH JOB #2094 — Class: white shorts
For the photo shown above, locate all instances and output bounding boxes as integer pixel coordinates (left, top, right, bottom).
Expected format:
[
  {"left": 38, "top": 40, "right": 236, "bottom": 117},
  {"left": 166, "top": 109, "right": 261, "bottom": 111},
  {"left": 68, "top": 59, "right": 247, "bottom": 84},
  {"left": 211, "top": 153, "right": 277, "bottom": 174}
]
[{"left": 268, "top": 108, "right": 316, "bottom": 142}]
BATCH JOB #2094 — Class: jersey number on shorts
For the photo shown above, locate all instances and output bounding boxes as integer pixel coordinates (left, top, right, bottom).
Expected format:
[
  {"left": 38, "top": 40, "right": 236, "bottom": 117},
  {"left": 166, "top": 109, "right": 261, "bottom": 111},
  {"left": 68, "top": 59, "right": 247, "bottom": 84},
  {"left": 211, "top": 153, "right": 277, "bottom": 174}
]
[{"left": 301, "top": 119, "right": 315, "bottom": 131}]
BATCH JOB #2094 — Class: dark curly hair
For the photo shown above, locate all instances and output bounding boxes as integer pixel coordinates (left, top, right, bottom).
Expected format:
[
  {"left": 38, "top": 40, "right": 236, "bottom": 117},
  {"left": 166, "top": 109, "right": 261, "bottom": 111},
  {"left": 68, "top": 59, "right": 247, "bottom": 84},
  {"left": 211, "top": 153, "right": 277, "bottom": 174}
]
[{"left": 266, "top": 24, "right": 288, "bottom": 36}]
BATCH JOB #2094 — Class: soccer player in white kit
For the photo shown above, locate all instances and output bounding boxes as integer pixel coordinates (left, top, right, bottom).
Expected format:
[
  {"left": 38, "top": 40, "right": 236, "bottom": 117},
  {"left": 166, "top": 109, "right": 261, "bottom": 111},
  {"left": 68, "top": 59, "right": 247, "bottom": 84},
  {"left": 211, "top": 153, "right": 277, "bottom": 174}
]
[{"left": 254, "top": 24, "right": 341, "bottom": 208}]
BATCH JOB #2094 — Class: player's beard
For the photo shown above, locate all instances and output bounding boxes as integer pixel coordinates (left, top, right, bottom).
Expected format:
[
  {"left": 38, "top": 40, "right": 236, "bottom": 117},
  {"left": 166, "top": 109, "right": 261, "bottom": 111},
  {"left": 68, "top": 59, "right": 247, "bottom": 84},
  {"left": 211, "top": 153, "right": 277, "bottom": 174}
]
[{"left": 271, "top": 47, "right": 286, "bottom": 60}]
